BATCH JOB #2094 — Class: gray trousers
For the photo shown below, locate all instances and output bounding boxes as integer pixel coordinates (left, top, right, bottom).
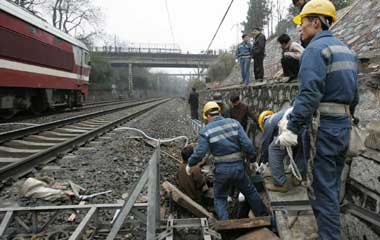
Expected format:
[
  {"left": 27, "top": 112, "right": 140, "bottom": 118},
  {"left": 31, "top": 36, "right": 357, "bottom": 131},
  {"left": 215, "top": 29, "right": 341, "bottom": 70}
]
[{"left": 268, "top": 137, "right": 287, "bottom": 185}]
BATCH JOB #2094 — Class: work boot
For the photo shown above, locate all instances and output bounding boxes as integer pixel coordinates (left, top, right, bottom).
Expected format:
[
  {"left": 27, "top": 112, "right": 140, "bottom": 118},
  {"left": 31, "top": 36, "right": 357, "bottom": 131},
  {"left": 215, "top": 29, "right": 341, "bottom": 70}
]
[{"left": 266, "top": 182, "right": 289, "bottom": 193}]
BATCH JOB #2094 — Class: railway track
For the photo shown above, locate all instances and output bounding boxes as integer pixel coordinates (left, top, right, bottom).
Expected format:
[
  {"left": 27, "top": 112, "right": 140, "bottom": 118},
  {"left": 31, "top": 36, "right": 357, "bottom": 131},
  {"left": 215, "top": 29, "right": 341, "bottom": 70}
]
[
  {"left": 0, "top": 99, "right": 147, "bottom": 123},
  {"left": 0, "top": 98, "right": 170, "bottom": 182},
  {"left": 78, "top": 99, "right": 137, "bottom": 110}
]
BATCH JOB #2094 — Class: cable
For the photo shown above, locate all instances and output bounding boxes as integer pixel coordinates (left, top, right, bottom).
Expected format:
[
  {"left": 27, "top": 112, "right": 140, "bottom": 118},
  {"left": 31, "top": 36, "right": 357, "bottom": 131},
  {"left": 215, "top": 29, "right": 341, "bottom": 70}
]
[
  {"left": 286, "top": 146, "right": 303, "bottom": 181},
  {"left": 114, "top": 127, "right": 189, "bottom": 147},
  {"left": 164, "top": 0, "right": 176, "bottom": 46},
  {"left": 205, "top": 0, "right": 235, "bottom": 54}
]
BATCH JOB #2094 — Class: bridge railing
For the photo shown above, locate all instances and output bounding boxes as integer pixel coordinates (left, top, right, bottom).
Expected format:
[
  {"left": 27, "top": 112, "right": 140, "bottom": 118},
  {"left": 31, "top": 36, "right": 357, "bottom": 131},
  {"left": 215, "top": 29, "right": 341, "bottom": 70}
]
[
  {"left": 90, "top": 46, "right": 221, "bottom": 57},
  {"left": 91, "top": 46, "right": 182, "bottom": 54}
]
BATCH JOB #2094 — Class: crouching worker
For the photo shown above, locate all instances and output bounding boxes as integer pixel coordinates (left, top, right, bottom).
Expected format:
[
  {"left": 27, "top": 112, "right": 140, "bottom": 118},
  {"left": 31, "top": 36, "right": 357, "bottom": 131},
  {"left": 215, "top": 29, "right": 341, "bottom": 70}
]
[
  {"left": 277, "top": 33, "right": 304, "bottom": 80},
  {"left": 176, "top": 145, "right": 208, "bottom": 204},
  {"left": 258, "top": 108, "right": 308, "bottom": 193},
  {"left": 186, "top": 101, "right": 269, "bottom": 220}
]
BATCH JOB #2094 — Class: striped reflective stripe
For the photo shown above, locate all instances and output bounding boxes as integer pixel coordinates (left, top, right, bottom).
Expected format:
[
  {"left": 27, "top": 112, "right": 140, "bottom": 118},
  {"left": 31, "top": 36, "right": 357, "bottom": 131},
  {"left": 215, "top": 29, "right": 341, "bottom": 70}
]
[
  {"left": 210, "top": 131, "right": 238, "bottom": 143},
  {"left": 205, "top": 122, "right": 238, "bottom": 136},
  {"left": 327, "top": 61, "right": 357, "bottom": 73},
  {"left": 214, "top": 152, "right": 242, "bottom": 161},
  {"left": 0, "top": 58, "right": 89, "bottom": 81},
  {"left": 322, "top": 45, "right": 355, "bottom": 59}
]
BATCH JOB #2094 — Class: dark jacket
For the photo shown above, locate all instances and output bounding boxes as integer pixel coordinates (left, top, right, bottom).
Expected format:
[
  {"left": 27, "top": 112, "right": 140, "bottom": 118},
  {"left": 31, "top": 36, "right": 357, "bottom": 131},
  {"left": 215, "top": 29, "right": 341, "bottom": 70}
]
[
  {"left": 188, "top": 91, "right": 199, "bottom": 108},
  {"left": 252, "top": 33, "right": 266, "bottom": 57},
  {"left": 230, "top": 102, "right": 254, "bottom": 130},
  {"left": 176, "top": 164, "right": 206, "bottom": 203}
]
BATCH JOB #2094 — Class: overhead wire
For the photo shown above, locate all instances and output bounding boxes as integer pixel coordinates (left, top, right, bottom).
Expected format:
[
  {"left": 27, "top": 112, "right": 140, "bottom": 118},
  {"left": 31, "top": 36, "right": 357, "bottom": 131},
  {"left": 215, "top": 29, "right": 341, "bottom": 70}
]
[
  {"left": 205, "top": 0, "right": 235, "bottom": 54},
  {"left": 164, "top": 0, "right": 176, "bottom": 47}
]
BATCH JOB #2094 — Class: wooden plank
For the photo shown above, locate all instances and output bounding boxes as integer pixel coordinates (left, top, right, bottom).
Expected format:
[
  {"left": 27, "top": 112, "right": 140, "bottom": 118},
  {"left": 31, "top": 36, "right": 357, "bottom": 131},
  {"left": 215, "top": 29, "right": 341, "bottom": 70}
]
[
  {"left": 235, "top": 228, "right": 280, "bottom": 240},
  {"left": 264, "top": 176, "right": 318, "bottom": 240},
  {"left": 264, "top": 177, "right": 309, "bottom": 204},
  {"left": 214, "top": 217, "right": 271, "bottom": 231},
  {"left": 162, "top": 181, "right": 214, "bottom": 219},
  {"left": 275, "top": 210, "right": 318, "bottom": 240}
]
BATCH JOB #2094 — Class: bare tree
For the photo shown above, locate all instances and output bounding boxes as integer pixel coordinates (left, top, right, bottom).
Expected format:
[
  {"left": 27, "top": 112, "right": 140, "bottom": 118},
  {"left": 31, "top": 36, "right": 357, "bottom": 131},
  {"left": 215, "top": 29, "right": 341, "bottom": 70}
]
[
  {"left": 7, "top": 0, "right": 46, "bottom": 14},
  {"left": 49, "top": 0, "right": 102, "bottom": 39}
]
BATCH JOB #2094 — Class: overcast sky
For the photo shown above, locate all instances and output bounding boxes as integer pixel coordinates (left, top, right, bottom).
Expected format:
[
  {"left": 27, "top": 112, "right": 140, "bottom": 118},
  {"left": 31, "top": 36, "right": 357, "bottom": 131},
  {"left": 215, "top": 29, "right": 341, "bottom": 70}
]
[{"left": 96, "top": 0, "right": 292, "bottom": 73}]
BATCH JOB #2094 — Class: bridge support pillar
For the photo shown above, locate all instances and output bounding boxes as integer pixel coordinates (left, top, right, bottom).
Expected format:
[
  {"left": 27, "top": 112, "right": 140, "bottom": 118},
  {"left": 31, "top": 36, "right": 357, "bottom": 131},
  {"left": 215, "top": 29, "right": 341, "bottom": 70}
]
[
  {"left": 156, "top": 75, "right": 160, "bottom": 94},
  {"left": 128, "top": 63, "right": 133, "bottom": 96}
]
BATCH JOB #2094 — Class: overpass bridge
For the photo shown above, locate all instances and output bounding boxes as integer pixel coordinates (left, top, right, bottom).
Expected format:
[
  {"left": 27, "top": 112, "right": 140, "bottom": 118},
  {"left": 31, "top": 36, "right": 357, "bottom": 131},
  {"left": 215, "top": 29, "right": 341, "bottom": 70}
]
[
  {"left": 92, "top": 46, "right": 219, "bottom": 94},
  {"left": 93, "top": 47, "right": 218, "bottom": 68}
]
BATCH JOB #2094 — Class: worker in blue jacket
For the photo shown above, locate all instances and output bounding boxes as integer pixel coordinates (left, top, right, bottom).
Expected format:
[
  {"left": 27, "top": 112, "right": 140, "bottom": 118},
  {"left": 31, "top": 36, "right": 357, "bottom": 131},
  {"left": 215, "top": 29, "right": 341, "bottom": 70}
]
[
  {"left": 187, "top": 101, "right": 269, "bottom": 220},
  {"left": 277, "top": 1, "right": 359, "bottom": 239},
  {"left": 236, "top": 34, "right": 252, "bottom": 86},
  {"left": 258, "top": 108, "right": 309, "bottom": 193}
]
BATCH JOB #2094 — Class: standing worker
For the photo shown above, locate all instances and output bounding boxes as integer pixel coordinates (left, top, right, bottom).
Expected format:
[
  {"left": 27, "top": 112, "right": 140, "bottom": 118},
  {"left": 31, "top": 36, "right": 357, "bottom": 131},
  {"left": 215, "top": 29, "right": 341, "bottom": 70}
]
[
  {"left": 229, "top": 94, "right": 255, "bottom": 131},
  {"left": 293, "top": 0, "right": 310, "bottom": 48},
  {"left": 278, "top": 0, "right": 359, "bottom": 239},
  {"left": 235, "top": 34, "right": 252, "bottom": 86},
  {"left": 251, "top": 28, "right": 266, "bottom": 81},
  {"left": 188, "top": 87, "right": 199, "bottom": 120},
  {"left": 186, "top": 102, "right": 269, "bottom": 220},
  {"left": 213, "top": 92, "right": 230, "bottom": 118}
]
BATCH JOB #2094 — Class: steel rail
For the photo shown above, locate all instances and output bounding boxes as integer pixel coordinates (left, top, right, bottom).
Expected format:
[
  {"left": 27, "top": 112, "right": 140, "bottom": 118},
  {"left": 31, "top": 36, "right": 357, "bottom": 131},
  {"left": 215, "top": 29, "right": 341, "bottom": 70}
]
[
  {"left": 0, "top": 98, "right": 163, "bottom": 144},
  {"left": 0, "top": 99, "right": 170, "bottom": 181}
]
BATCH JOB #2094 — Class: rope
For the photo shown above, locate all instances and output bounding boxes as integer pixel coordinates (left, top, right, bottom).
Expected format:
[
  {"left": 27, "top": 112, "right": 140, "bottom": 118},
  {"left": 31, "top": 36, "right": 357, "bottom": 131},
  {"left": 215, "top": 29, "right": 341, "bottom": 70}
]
[
  {"left": 285, "top": 146, "right": 303, "bottom": 182},
  {"left": 114, "top": 127, "right": 188, "bottom": 147}
]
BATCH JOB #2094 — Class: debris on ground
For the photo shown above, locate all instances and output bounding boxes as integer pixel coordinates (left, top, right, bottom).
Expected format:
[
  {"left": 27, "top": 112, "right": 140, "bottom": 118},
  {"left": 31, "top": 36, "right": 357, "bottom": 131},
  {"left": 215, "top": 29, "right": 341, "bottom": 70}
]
[{"left": 19, "top": 177, "right": 74, "bottom": 201}]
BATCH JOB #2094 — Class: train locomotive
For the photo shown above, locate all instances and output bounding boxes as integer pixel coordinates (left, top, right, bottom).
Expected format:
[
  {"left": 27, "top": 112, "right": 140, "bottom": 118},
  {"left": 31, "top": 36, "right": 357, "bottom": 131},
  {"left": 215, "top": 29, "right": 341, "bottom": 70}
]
[{"left": 0, "top": 1, "right": 90, "bottom": 119}]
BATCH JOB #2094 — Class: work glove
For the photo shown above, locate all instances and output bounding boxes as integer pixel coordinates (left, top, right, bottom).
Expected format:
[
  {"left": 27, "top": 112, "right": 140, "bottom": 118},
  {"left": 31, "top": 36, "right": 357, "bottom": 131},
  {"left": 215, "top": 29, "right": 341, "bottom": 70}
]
[
  {"left": 278, "top": 128, "right": 298, "bottom": 147},
  {"left": 352, "top": 116, "right": 360, "bottom": 126},
  {"left": 185, "top": 165, "right": 192, "bottom": 176},
  {"left": 277, "top": 118, "right": 288, "bottom": 134}
]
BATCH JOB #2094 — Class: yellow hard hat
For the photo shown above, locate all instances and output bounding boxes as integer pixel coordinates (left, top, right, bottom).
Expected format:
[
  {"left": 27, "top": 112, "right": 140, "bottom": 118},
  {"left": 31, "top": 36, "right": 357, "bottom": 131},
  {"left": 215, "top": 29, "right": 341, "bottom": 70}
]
[
  {"left": 293, "top": 0, "right": 337, "bottom": 25},
  {"left": 258, "top": 110, "right": 274, "bottom": 131},
  {"left": 203, "top": 101, "right": 221, "bottom": 120}
]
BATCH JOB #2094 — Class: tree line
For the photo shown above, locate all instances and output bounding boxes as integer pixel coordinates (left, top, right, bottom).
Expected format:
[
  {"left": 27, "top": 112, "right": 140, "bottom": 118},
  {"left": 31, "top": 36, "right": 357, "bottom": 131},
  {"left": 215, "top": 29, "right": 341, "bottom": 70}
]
[
  {"left": 242, "top": 0, "right": 353, "bottom": 37},
  {"left": 89, "top": 55, "right": 186, "bottom": 98}
]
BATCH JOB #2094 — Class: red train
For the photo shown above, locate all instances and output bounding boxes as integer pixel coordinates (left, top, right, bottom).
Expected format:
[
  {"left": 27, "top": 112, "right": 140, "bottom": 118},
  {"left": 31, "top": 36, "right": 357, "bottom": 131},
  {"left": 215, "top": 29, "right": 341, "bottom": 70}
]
[{"left": 0, "top": 1, "right": 90, "bottom": 118}]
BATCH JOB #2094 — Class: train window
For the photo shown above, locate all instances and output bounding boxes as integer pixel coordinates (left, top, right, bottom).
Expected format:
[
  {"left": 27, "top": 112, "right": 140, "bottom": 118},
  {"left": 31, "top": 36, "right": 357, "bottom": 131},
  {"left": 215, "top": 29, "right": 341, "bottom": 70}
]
[
  {"left": 84, "top": 52, "right": 90, "bottom": 65},
  {"left": 27, "top": 25, "right": 37, "bottom": 34},
  {"left": 73, "top": 46, "right": 82, "bottom": 65}
]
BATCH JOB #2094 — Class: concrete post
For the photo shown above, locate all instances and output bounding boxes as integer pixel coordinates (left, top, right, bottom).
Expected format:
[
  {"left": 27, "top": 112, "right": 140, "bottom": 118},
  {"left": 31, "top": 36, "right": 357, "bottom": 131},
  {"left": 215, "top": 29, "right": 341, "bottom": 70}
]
[
  {"left": 157, "top": 75, "right": 160, "bottom": 95},
  {"left": 128, "top": 63, "right": 133, "bottom": 96}
]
